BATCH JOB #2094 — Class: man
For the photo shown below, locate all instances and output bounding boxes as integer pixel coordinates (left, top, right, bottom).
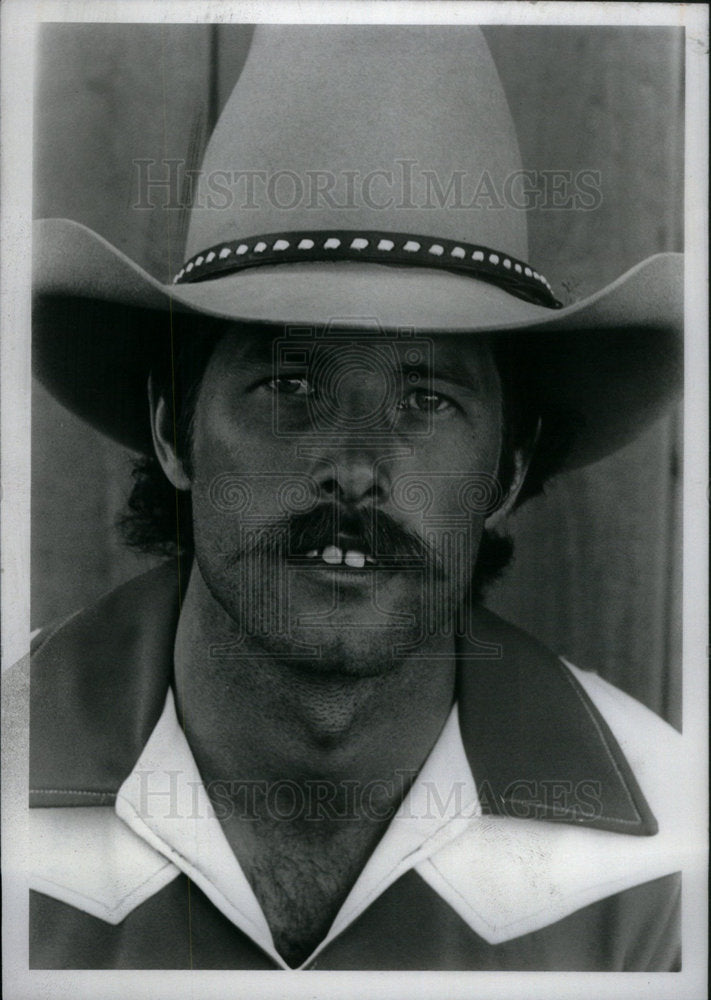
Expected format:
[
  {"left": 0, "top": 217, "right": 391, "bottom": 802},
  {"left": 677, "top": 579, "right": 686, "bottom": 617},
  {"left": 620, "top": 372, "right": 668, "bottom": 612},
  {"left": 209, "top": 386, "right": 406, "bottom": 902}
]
[{"left": 23, "top": 25, "right": 683, "bottom": 970}]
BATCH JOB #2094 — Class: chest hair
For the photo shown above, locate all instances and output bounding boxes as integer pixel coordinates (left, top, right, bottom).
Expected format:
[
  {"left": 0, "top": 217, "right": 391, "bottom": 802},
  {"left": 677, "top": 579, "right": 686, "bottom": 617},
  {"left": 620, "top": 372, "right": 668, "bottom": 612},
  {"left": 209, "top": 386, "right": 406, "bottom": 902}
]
[{"left": 240, "top": 819, "right": 386, "bottom": 967}]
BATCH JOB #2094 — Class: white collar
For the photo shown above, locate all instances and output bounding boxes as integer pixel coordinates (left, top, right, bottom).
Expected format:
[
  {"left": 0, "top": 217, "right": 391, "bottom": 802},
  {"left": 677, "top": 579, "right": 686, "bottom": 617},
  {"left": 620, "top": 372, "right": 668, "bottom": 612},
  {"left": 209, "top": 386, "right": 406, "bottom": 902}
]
[{"left": 112, "top": 688, "right": 478, "bottom": 968}]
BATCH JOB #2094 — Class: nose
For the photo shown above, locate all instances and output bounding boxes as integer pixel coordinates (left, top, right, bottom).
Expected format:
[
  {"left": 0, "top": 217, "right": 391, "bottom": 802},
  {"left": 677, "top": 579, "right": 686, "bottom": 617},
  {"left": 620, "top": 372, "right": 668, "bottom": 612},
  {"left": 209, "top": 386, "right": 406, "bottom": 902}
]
[{"left": 307, "top": 444, "right": 392, "bottom": 508}]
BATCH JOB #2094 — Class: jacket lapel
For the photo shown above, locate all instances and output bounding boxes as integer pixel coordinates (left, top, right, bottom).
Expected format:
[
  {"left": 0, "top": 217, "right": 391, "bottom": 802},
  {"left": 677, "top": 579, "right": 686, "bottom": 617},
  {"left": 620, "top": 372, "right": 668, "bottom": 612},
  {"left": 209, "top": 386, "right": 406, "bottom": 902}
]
[
  {"left": 456, "top": 605, "right": 658, "bottom": 835},
  {"left": 30, "top": 561, "right": 184, "bottom": 806}
]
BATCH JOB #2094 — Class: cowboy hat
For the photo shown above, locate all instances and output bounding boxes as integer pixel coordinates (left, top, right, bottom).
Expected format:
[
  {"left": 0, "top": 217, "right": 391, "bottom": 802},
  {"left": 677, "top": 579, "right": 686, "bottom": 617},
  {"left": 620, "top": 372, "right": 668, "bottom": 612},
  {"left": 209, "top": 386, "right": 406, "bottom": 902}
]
[{"left": 33, "top": 25, "right": 683, "bottom": 468}]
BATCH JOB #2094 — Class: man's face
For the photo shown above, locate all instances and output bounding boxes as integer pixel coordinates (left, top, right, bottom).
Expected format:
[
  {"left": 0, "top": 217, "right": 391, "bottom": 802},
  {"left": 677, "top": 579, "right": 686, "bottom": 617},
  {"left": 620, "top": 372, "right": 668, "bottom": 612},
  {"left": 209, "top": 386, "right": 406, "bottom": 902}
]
[{"left": 183, "top": 327, "right": 504, "bottom": 675}]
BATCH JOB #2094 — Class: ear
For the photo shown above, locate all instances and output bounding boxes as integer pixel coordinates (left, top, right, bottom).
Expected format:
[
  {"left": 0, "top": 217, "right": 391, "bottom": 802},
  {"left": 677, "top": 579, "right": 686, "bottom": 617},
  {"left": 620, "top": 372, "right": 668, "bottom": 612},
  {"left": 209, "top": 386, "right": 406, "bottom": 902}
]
[
  {"left": 485, "top": 418, "right": 541, "bottom": 530},
  {"left": 148, "top": 376, "right": 191, "bottom": 490}
]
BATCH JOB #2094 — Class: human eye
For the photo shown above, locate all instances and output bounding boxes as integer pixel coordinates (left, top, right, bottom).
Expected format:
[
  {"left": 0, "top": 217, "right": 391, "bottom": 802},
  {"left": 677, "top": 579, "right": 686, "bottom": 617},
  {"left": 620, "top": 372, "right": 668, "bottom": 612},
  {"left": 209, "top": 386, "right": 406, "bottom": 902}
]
[
  {"left": 262, "top": 374, "right": 314, "bottom": 396},
  {"left": 399, "top": 387, "right": 458, "bottom": 415}
]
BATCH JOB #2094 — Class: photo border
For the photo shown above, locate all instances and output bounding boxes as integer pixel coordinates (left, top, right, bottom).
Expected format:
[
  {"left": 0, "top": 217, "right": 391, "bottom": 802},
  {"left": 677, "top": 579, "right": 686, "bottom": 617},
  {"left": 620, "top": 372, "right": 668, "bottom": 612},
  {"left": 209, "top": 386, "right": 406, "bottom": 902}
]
[{"left": 2, "top": 3, "right": 707, "bottom": 999}]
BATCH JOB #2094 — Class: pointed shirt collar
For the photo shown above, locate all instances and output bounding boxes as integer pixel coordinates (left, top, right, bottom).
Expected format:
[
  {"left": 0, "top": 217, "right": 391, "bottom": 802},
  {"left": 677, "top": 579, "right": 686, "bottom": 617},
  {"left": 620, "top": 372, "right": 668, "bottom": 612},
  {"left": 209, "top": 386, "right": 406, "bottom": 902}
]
[{"left": 114, "top": 687, "right": 479, "bottom": 968}]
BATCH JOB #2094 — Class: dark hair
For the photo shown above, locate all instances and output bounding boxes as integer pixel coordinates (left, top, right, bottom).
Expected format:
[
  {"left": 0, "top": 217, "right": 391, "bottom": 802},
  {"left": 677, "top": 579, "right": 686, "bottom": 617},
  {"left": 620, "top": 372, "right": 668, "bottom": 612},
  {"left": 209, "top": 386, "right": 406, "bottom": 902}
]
[{"left": 118, "top": 323, "right": 580, "bottom": 596}]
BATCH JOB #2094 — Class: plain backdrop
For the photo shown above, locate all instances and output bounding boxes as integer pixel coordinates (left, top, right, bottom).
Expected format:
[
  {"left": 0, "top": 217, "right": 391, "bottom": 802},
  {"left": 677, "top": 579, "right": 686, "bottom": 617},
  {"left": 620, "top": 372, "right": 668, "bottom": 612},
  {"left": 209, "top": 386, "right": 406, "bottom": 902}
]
[{"left": 32, "top": 24, "right": 683, "bottom": 726}]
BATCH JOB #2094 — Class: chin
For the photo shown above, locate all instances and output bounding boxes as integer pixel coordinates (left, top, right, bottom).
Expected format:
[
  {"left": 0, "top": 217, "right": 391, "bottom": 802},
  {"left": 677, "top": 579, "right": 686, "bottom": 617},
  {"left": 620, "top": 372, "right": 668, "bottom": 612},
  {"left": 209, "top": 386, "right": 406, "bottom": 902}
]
[
  {"left": 203, "top": 564, "right": 460, "bottom": 676},
  {"left": 248, "top": 622, "right": 427, "bottom": 677}
]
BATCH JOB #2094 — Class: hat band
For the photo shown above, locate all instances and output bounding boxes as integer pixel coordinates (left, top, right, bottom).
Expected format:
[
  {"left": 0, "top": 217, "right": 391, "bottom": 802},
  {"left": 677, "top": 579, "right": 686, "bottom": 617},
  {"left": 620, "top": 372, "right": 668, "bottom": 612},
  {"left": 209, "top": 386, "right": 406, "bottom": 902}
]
[{"left": 173, "top": 230, "right": 562, "bottom": 309}]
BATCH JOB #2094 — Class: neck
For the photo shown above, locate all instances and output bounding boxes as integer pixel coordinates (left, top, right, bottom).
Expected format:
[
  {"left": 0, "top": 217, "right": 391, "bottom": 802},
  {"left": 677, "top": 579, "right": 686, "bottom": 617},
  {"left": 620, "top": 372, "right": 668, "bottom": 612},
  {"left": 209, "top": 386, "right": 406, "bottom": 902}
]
[{"left": 173, "top": 561, "right": 457, "bottom": 813}]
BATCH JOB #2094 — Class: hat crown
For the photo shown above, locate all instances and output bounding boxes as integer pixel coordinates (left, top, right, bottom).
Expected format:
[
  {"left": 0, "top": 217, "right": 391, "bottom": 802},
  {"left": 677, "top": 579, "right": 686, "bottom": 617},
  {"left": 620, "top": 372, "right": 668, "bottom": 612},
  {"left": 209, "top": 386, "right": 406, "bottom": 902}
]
[{"left": 185, "top": 25, "right": 528, "bottom": 261}]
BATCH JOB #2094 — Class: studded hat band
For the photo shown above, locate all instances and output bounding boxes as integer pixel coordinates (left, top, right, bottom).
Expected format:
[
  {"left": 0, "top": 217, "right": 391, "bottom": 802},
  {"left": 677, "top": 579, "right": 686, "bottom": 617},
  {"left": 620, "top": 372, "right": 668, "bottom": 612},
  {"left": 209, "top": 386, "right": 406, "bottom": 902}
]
[{"left": 173, "top": 230, "right": 562, "bottom": 309}]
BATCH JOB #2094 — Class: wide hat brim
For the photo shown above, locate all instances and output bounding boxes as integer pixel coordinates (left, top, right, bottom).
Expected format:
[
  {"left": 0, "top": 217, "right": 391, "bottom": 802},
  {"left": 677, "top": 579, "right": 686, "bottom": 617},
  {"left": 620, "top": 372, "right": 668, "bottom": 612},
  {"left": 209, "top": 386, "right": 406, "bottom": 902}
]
[{"left": 33, "top": 217, "right": 683, "bottom": 469}]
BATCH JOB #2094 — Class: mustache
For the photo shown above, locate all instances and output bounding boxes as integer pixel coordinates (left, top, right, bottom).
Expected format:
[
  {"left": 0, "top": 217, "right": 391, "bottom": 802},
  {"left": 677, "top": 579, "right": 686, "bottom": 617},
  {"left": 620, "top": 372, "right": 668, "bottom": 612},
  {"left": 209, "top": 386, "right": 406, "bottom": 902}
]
[{"left": 231, "top": 504, "right": 446, "bottom": 577}]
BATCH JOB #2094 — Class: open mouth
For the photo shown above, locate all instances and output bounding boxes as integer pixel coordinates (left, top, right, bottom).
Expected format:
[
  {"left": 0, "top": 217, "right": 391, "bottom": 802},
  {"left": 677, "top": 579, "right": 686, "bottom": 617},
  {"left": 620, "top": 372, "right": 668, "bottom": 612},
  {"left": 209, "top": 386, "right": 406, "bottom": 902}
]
[
  {"left": 303, "top": 544, "right": 377, "bottom": 569},
  {"left": 271, "top": 506, "right": 436, "bottom": 576}
]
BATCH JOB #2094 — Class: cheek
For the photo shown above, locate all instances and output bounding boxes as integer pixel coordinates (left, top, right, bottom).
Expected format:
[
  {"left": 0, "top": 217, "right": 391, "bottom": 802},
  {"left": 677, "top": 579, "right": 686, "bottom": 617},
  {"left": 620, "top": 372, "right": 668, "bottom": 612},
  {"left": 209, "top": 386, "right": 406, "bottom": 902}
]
[
  {"left": 189, "top": 389, "right": 291, "bottom": 486},
  {"left": 188, "top": 399, "right": 303, "bottom": 546},
  {"left": 392, "top": 416, "right": 501, "bottom": 556},
  {"left": 409, "top": 415, "right": 502, "bottom": 493},
  {"left": 445, "top": 428, "right": 500, "bottom": 474}
]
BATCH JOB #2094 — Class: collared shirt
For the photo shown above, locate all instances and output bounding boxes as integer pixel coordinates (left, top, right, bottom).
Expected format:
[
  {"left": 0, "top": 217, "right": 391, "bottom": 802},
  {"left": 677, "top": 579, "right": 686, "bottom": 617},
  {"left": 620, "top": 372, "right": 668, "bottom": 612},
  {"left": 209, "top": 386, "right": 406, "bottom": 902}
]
[
  {"left": 114, "top": 690, "right": 478, "bottom": 969},
  {"left": 22, "top": 563, "right": 687, "bottom": 970}
]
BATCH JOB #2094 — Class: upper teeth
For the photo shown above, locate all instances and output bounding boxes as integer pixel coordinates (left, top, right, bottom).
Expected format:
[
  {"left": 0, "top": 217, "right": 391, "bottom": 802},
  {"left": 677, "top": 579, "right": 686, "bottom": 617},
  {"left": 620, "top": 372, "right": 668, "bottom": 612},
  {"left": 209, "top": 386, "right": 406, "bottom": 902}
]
[{"left": 304, "top": 546, "right": 374, "bottom": 567}]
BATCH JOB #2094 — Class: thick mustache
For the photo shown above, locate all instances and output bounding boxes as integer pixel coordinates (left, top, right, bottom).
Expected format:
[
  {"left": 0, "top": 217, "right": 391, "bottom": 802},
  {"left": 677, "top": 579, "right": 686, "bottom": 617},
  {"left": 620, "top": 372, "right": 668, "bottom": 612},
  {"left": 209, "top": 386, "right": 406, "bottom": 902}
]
[{"left": 232, "top": 504, "right": 446, "bottom": 576}]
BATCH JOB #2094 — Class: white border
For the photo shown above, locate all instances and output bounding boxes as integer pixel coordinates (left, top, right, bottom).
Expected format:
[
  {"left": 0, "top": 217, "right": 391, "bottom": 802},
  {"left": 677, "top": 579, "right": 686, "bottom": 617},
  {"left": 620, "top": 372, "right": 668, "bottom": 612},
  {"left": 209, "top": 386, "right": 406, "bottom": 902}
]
[
  {"left": 8, "top": 0, "right": 703, "bottom": 26},
  {"left": 2, "top": 3, "right": 708, "bottom": 1000}
]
